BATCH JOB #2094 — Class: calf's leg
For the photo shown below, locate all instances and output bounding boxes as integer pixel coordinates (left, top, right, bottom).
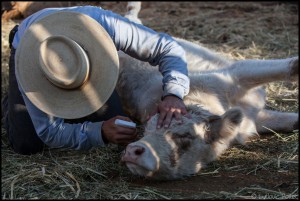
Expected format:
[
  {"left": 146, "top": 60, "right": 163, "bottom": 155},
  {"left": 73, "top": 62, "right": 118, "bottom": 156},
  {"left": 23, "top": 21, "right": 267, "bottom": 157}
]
[
  {"left": 227, "top": 56, "right": 298, "bottom": 91},
  {"left": 124, "top": 1, "right": 142, "bottom": 24},
  {"left": 256, "top": 109, "right": 298, "bottom": 134}
]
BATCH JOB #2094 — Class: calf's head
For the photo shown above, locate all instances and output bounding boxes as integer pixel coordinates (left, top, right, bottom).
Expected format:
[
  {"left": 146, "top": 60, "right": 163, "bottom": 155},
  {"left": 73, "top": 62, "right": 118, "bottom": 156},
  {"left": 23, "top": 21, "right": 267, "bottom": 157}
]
[{"left": 121, "top": 106, "right": 244, "bottom": 180}]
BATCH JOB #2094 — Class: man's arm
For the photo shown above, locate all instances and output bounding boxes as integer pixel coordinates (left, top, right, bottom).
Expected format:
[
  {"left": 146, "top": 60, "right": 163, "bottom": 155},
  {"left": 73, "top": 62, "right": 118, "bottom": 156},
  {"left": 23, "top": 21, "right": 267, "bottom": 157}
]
[
  {"left": 97, "top": 9, "right": 190, "bottom": 127},
  {"left": 21, "top": 90, "right": 106, "bottom": 150},
  {"left": 100, "top": 10, "right": 189, "bottom": 97}
]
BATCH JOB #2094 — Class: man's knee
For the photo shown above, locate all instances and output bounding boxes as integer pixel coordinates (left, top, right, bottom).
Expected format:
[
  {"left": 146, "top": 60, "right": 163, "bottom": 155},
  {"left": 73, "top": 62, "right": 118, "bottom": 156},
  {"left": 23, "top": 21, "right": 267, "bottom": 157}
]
[
  {"left": 6, "top": 116, "right": 45, "bottom": 155},
  {"left": 10, "top": 141, "right": 44, "bottom": 155},
  {"left": 8, "top": 130, "right": 44, "bottom": 155}
]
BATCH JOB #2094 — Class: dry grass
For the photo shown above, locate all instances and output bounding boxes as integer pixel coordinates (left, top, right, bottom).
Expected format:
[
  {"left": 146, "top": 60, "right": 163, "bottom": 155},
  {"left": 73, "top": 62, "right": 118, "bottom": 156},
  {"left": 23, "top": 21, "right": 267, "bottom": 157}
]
[{"left": 1, "top": 2, "right": 298, "bottom": 199}]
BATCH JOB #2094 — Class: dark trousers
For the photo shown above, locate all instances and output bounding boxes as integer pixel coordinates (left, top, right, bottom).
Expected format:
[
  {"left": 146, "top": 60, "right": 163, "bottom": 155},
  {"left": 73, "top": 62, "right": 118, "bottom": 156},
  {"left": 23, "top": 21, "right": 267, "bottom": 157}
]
[{"left": 4, "top": 26, "right": 126, "bottom": 155}]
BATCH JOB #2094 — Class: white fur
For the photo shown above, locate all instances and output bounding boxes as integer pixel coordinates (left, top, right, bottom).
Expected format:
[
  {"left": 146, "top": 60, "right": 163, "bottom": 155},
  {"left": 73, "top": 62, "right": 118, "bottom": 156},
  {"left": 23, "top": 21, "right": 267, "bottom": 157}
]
[{"left": 119, "top": 2, "right": 298, "bottom": 180}]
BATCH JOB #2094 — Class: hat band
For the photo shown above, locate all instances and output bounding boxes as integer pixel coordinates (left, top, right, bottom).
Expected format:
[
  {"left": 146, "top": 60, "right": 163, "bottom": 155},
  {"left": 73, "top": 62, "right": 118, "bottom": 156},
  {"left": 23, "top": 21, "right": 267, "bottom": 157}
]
[{"left": 39, "top": 35, "right": 90, "bottom": 89}]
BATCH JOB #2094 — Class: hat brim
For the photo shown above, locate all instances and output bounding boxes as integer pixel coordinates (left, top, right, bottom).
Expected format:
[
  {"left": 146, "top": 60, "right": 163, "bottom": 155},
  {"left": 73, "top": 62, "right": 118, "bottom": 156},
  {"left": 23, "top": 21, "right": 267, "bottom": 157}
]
[{"left": 15, "top": 11, "right": 119, "bottom": 119}]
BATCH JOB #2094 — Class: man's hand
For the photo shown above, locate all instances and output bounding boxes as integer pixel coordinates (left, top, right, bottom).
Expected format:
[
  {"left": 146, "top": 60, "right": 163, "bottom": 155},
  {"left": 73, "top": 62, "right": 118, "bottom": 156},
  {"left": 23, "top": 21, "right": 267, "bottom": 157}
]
[
  {"left": 156, "top": 95, "right": 189, "bottom": 129},
  {"left": 101, "top": 116, "right": 137, "bottom": 145}
]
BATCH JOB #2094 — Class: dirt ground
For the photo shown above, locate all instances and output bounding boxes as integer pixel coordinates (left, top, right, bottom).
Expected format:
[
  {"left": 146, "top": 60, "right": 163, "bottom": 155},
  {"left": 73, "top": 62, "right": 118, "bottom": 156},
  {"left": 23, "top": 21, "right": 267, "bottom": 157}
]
[{"left": 1, "top": 1, "right": 298, "bottom": 199}]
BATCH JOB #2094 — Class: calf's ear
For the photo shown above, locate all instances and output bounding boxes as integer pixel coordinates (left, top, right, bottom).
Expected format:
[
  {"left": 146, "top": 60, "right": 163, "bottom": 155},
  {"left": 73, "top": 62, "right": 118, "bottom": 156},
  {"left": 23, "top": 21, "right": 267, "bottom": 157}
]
[{"left": 205, "top": 108, "right": 243, "bottom": 143}]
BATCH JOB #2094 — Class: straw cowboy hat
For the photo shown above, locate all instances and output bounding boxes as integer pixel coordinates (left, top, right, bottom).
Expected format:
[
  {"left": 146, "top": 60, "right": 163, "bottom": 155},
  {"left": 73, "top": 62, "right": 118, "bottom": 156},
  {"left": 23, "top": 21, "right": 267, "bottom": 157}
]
[{"left": 15, "top": 11, "right": 119, "bottom": 119}]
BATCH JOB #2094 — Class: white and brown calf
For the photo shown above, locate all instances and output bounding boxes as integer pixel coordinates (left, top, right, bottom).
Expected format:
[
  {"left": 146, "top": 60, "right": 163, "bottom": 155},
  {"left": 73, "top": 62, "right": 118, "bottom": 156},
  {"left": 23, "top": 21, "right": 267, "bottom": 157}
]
[{"left": 117, "top": 2, "right": 299, "bottom": 180}]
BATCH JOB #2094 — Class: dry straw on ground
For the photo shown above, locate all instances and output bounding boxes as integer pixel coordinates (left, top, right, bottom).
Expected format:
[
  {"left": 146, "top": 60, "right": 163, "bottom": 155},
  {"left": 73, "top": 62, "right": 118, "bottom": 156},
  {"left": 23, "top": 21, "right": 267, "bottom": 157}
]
[{"left": 1, "top": 2, "right": 298, "bottom": 199}]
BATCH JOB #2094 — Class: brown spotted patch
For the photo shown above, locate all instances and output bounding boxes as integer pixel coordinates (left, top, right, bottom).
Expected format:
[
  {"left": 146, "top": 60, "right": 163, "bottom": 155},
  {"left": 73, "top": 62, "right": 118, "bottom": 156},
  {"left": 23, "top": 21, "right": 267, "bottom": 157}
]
[{"left": 166, "top": 132, "right": 197, "bottom": 167}]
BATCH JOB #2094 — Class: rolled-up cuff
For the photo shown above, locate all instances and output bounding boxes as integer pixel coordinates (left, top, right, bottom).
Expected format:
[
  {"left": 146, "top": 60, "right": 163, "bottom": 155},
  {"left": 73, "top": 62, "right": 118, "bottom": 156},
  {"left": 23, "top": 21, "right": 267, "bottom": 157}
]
[
  {"left": 86, "top": 121, "right": 107, "bottom": 147},
  {"left": 162, "top": 82, "right": 186, "bottom": 100}
]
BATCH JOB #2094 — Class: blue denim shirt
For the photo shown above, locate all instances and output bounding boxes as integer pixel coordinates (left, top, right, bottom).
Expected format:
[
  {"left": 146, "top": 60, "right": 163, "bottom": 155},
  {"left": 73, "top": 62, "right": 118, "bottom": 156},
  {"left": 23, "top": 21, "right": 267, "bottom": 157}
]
[{"left": 12, "top": 5, "right": 190, "bottom": 150}]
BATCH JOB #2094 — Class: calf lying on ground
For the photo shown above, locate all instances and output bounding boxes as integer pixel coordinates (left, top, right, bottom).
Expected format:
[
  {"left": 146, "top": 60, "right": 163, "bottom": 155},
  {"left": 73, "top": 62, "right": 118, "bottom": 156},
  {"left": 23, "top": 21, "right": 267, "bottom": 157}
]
[{"left": 118, "top": 3, "right": 299, "bottom": 180}]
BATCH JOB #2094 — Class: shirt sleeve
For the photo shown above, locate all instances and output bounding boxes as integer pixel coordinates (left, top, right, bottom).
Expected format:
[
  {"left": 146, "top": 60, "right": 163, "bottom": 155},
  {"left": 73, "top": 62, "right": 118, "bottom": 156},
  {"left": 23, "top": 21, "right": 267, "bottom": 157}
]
[
  {"left": 20, "top": 89, "right": 107, "bottom": 150},
  {"left": 95, "top": 8, "right": 190, "bottom": 99}
]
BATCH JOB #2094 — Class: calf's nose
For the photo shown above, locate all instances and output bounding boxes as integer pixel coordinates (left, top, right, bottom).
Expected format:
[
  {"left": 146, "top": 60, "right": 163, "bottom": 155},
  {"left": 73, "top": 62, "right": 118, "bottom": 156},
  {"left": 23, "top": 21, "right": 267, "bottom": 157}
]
[{"left": 121, "top": 145, "right": 145, "bottom": 162}]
